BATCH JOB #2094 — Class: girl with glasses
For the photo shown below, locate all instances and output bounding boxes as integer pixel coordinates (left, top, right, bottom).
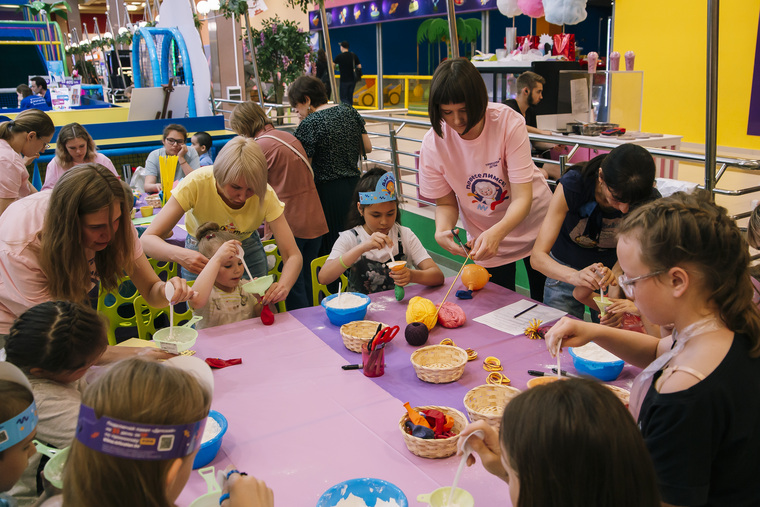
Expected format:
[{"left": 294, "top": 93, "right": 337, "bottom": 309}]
[{"left": 545, "top": 191, "right": 760, "bottom": 506}]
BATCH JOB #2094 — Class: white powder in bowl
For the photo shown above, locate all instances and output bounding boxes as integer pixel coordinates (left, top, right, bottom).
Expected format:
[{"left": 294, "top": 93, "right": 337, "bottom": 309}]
[
  {"left": 572, "top": 342, "right": 622, "bottom": 363},
  {"left": 202, "top": 416, "right": 222, "bottom": 444},
  {"left": 333, "top": 494, "right": 400, "bottom": 507},
  {"left": 326, "top": 293, "right": 366, "bottom": 310}
]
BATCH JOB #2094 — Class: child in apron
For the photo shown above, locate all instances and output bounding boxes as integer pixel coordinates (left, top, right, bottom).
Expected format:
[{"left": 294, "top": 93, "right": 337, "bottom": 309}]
[{"left": 319, "top": 169, "right": 444, "bottom": 295}]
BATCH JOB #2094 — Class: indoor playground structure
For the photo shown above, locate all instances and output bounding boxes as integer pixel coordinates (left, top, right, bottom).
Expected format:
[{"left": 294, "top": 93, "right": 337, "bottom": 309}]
[
  {"left": 0, "top": 1, "right": 68, "bottom": 108},
  {"left": 131, "top": 26, "right": 197, "bottom": 117}
]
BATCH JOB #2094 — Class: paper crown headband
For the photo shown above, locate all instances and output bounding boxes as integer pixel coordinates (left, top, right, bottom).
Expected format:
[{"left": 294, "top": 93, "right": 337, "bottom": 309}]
[
  {"left": 74, "top": 356, "right": 214, "bottom": 461},
  {"left": 359, "top": 172, "right": 396, "bottom": 205},
  {"left": 75, "top": 405, "right": 206, "bottom": 461},
  {"left": 0, "top": 363, "right": 38, "bottom": 452}
]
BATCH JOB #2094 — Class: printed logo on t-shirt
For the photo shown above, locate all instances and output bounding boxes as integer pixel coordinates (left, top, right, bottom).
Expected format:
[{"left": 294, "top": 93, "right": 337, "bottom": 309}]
[
  {"left": 220, "top": 222, "right": 240, "bottom": 234},
  {"left": 465, "top": 172, "right": 509, "bottom": 212}
]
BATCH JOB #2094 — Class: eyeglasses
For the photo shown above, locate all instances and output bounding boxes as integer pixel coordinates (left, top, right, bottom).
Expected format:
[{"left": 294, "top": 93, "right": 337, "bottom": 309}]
[
  {"left": 617, "top": 271, "right": 665, "bottom": 298},
  {"left": 42, "top": 143, "right": 49, "bottom": 151},
  {"left": 164, "top": 137, "right": 184, "bottom": 146}
]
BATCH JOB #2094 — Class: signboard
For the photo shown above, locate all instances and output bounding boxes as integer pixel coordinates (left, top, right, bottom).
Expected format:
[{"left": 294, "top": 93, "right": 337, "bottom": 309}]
[{"left": 310, "top": 0, "right": 496, "bottom": 30}]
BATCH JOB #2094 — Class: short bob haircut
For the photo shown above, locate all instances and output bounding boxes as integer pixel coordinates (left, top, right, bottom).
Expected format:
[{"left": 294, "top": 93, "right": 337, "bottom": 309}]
[
  {"left": 162, "top": 123, "right": 187, "bottom": 141},
  {"left": 287, "top": 75, "right": 328, "bottom": 109},
  {"left": 212, "top": 136, "right": 268, "bottom": 202},
  {"left": 230, "top": 101, "right": 272, "bottom": 138},
  {"left": 55, "top": 122, "right": 98, "bottom": 168},
  {"left": 501, "top": 378, "right": 660, "bottom": 507},
  {"left": 428, "top": 58, "right": 488, "bottom": 138}
]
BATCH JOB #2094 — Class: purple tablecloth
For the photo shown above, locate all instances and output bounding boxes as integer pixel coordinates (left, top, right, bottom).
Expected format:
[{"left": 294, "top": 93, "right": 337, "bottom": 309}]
[{"left": 292, "top": 280, "right": 639, "bottom": 412}]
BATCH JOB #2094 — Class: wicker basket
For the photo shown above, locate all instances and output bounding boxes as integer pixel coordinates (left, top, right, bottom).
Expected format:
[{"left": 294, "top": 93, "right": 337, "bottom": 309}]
[
  {"left": 463, "top": 384, "right": 522, "bottom": 429},
  {"left": 340, "top": 320, "right": 386, "bottom": 353},
  {"left": 410, "top": 345, "right": 468, "bottom": 383},
  {"left": 399, "top": 405, "right": 468, "bottom": 459}
]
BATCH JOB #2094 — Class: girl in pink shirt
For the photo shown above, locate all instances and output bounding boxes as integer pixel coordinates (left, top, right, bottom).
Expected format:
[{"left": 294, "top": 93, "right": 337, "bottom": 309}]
[
  {"left": 0, "top": 109, "right": 55, "bottom": 217},
  {"left": 42, "top": 122, "right": 118, "bottom": 191},
  {"left": 419, "top": 58, "right": 552, "bottom": 301}
]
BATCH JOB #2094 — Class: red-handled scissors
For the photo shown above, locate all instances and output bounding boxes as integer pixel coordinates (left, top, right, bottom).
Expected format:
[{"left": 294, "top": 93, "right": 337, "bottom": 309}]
[{"left": 368, "top": 325, "right": 399, "bottom": 351}]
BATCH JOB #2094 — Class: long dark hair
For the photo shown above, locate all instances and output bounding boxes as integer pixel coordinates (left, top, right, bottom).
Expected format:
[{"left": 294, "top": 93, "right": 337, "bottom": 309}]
[
  {"left": 619, "top": 190, "right": 760, "bottom": 356},
  {"left": 573, "top": 144, "right": 656, "bottom": 205},
  {"left": 501, "top": 378, "right": 661, "bottom": 507},
  {"left": 5, "top": 301, "right": 107, "bottom": 373},
  {"left": 345, "top": 168, "right": 401, "bottom": 229}
]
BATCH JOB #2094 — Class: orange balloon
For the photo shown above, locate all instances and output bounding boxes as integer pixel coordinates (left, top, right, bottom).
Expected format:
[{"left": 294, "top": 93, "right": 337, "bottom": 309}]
[{"left": 461, "top": 264, "right": 491, "bottom": 291}]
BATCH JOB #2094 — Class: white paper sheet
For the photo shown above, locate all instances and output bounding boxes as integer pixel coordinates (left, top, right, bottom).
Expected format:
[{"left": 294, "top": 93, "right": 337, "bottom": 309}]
[{"left": 473, "top": 300, "right": 567, "bottom": 336}]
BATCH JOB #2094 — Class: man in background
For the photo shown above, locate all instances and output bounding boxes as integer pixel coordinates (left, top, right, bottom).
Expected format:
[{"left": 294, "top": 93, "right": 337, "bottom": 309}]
[
  {"left": 332, "top": 41, "right": 362, "bottom": 106},
  {"left": 505, "top": 71, "right": 558, "bottom": 179},
  {"left": 30, "top": 76, "right": 51, "bottom": 107}
]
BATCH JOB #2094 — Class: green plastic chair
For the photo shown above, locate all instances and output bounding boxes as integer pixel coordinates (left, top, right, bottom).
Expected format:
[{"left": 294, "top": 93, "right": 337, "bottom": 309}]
[
  {"left": 262, "top": 239, "right": 286, "bottom": 313},
  {"left": 97, "top": 277, "right": 140, "bottom": 345},
  {"left": 133, "top": 293, "right": 196, "bottom": 341},
  {"left": 311, "top": 255, "right": 348, "bottom": 307},
  {"left": 149, "top": 258, "right": 178, "bottom": 282}
]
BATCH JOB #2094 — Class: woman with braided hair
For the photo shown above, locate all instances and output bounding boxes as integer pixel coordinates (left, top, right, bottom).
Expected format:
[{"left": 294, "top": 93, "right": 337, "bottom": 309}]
[
  {"left": 4, "top": 301, "right": 108, "bottom": 503},
  {"left": 0, "top": 164, "right": 194, "bottom": 356},
  {"left": 546, "top": 191, "right": 760, "bottom": 506}
]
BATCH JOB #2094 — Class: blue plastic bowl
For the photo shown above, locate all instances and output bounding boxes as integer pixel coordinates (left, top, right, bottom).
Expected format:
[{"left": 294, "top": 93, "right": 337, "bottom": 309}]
[
  {"left": 317, "top": 478, "right": 408, "bottom": 507},
  {"left": 321, "top": 293, "right": 371, "bottom": 326},
  {"left": 193, "top": 410, "right": 227, "bottom": 469},
  {"left": 569, "top": 346, "right": 625, "bottom": 381}
]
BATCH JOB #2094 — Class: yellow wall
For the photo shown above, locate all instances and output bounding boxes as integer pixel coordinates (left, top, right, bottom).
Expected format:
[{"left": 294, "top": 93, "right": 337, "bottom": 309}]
[{"left": 614, "top": 0, "right": 760, "bottom": 150}]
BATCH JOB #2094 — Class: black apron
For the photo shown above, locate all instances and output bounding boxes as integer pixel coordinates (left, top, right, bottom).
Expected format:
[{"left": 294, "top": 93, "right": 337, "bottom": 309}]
[{"left": 348, "top": 229, "right": 406, "bottom": 294}]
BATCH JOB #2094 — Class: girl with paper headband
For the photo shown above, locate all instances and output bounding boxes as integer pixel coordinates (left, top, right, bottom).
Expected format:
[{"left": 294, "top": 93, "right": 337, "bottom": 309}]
[
  {"left": 0, "top": 362, "right": 39, "bottom": 502},
  {"left": 319, "top": 168, "right": 444, "bottom": 294},
  {"left": 59, "top": 357, "right": 273, "bottom": 507}
]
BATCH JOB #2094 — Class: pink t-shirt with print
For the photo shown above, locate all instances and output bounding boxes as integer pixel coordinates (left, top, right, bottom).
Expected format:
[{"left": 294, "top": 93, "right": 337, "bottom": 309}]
[
  {"left": 418, "top": 102, "right": 552, "bottom": 267},
  {"left": 0, "top": 138, "right": 32, "bottom": 200},
  {"left": 0, "top": 191, "right": 143, "bottom": 333}
]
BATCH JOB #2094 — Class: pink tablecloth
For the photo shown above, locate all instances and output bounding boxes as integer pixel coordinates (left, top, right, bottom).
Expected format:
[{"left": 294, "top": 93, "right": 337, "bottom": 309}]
[
  {"left": 178, "top": 314, "right": 509, "bottom": 506},
  {"left": 178, "top": 280, "right": 639, "bottom": 506}
]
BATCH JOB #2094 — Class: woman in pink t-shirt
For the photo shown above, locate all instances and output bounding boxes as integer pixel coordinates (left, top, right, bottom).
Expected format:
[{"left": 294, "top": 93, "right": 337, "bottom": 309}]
[
  {"left": 0, "top": 164, "right": 193, "bottom": 361},
  {"left": 0, "top": 109, "right": 55, "bottom": 217},
  {"left": 418, "top": 58, "right": 552, "bottom": 301},
  {"left": 42, "top": 122, "right": 118, "bottom": 191}
]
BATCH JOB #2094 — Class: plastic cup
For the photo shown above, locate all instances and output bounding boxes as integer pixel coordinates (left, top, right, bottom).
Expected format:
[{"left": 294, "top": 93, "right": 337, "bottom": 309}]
[
  {"left": 609, "top": 51, "right": 620, "bottom": 71},
  {"left": 140, "top": 205, "right": 153, "bottom": 217},
  {"left": 587, "top": 51, "right": 598, "bottom": 73},
  {"left": 387, "top": 260, "right": 406, "bottom": 272},
  {"left": 624, "top": 51, "right": 635, "bottom": 71},
  {"left": 361, "top": 342, "right": 385, "bottom": 378},
  {"left": 417, "top": 487, "right": 474, "bottom": 507},
  {"left": 593, "top": 296, "right": 613, "bottom": 316}
]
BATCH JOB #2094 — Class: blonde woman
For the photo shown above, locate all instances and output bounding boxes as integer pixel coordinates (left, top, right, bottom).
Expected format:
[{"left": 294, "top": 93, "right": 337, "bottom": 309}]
[
  {"left": 0, "top": 109, "right": 54, "bottom": 216},
  {"left": 141, "top": 136, "right": 302, "bottom": 307},
  {"left": 42, "top": 122, "right": 118, "bottom": 190},
  {"left": 230, "top": 101, "right": 327, "bottom": 309},
  {"left": 0, "top": 164, "right": 193, "bottom": 359}
]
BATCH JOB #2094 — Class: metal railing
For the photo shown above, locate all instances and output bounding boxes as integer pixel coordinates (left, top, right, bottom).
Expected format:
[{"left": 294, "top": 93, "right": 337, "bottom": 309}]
[{"left": 208, "top": 100, "right": 760, "bottom": 220}]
